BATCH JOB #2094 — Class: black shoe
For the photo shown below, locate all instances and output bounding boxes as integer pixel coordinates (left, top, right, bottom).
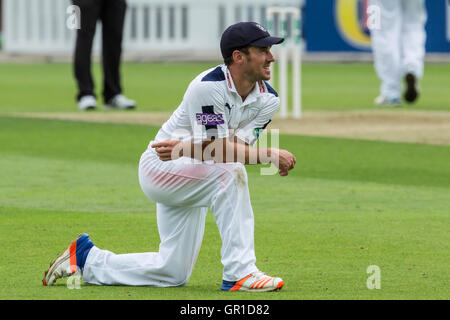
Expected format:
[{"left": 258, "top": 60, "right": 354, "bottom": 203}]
[{"left": 404, "top": 73, "right": 419, "bottom": 104}]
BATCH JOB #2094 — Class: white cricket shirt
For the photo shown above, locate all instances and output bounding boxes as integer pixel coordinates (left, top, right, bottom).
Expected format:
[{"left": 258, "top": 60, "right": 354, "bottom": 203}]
[{"left": 153, "top": 64, "right": 280, "bottom": 146}]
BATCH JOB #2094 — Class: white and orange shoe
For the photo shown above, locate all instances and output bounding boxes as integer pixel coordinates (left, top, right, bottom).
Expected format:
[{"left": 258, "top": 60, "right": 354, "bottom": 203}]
[
  {"left": 42, "top": 233, "right": 94, "bottom": 286},
  {"left": 221, "top": 271, "right": 284, "bottom": 292}
]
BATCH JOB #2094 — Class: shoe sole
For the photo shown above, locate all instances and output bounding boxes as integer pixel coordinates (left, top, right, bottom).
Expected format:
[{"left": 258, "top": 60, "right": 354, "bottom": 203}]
[
  {"left": 236, "top": 285, "right": 284, "bottom": 292},
  {"left": 376, "top": 103, "right": 401, "bottom": 108},
  {"left": 78, "top": 105, "right": 96, "bottom": 111},
  {"left": 404, "top": 73, "right": 419, "bottom": 103},
  {"left": 42, "top": 235, "right": 81, "bottom": 286},
  {"left": 103, "top": 104, "right": 136, "bottom": 110},
  {"left": 224, "top": 280, "right": 284, "bottom": 292}
]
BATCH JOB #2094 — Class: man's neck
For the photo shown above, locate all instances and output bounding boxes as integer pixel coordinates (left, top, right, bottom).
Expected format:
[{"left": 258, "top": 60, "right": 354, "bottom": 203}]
[{"left": 228, "top": 65, "right": 256, "bottom": 102}]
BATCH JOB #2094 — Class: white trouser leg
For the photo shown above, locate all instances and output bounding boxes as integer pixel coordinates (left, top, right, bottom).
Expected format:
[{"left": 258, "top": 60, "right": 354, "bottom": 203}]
[
  {"left": 209, "top": 162, "right": 258, "bottom": 281},
  {"left": 401, "top": 0, "right": 427, "bottom": 78},
  {"left": 370, "top": 0, "right": 402, "bottom": 99},
  {"left": 83, "top": 148, "right": 258, "bottom": 285},
  {"left": 83, "top": 205, "right": 206, "bottom": 286}
]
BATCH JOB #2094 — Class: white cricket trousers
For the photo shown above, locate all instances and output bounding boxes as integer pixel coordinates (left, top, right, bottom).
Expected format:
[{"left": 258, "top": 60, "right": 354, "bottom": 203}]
[
  {"left": 370, "top": 0, "right": 427, "bottom": 99},
  {"left": 82, "top": 144, "right": 258, "bottom": 286}
]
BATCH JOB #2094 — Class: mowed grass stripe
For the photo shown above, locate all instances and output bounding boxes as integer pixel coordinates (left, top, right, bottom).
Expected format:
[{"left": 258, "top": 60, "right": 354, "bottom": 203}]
[
  {"left": 1, "top": 199, "right": 449, "bottom": 299},
  {"left": 1, "top": 153, "right": 449, "bottom": 215},
  {"left": 1, "top": 62, "right": 450, "bottom": 112},
  {"left": 1, "top": 116, "right": 449, "bottom": 188}
]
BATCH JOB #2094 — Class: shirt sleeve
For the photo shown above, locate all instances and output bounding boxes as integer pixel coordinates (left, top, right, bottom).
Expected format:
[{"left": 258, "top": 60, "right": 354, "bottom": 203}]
[
  {"left": 234, "top": 96, "right": 280, "bottom": 146},
  {"left": 183, "top": 82, "right": 229, "bottom": 143}
]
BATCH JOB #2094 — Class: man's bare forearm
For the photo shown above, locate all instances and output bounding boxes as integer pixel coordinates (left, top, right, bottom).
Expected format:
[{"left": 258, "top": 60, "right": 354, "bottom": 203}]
[
  {"left": 179, "top": 139, "right": 273, "bottom": 164},
  {"left": 152, "top": 138, "right": 294, "bottom": 175}
]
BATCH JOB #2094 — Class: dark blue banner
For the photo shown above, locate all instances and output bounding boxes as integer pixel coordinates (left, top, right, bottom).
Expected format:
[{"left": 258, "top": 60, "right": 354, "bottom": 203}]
[{"left": 304, "top": 0, "right": 450, "bottom": 53}]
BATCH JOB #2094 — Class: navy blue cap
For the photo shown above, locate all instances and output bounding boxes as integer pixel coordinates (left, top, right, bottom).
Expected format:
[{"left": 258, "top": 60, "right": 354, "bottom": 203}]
[{"left": 220, "top": 22, "right": 284, "bottom": 59}]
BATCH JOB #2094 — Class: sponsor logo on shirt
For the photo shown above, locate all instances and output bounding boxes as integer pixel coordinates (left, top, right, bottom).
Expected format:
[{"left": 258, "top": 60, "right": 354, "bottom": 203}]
[{"left": 196, "top": 113, "right": 225, "bottom": 126}]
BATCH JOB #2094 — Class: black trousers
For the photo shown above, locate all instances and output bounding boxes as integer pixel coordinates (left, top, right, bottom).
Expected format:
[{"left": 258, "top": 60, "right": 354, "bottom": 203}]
[{"left": 73, "top": 0, "right": 127, "bottom": 102}]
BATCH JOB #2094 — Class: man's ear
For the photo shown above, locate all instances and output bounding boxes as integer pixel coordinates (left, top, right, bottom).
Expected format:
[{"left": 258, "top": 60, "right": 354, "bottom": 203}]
[{"left": 232, "top": 50, "right": 244, "bottom": 65}]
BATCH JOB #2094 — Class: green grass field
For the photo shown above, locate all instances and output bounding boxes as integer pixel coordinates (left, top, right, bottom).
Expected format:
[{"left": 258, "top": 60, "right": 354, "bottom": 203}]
[
  {"left": 0, "top": 62, "right": 449, "bottom": 300},
  {"left": 1, "top": 62, "right": 450, "bottom": 112}
]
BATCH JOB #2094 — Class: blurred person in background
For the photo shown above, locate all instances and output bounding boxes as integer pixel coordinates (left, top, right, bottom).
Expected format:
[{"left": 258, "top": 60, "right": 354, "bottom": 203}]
[
  {"left": 370, "top": 0, "right": 427, "bottom": 107},
  {"left": 73, "top": 0, "right": 136, "bottom": 110}
]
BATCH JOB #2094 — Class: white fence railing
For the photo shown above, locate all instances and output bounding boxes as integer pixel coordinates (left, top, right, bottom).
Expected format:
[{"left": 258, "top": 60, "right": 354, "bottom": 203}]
[{"left": 3, "top": 0, "right": 303, "bottom": 58}]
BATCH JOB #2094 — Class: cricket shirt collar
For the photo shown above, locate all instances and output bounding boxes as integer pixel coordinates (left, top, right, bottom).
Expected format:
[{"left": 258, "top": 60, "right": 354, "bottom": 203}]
[{"left": 223, "top": 65, "right": 266, "bottom": 106}]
